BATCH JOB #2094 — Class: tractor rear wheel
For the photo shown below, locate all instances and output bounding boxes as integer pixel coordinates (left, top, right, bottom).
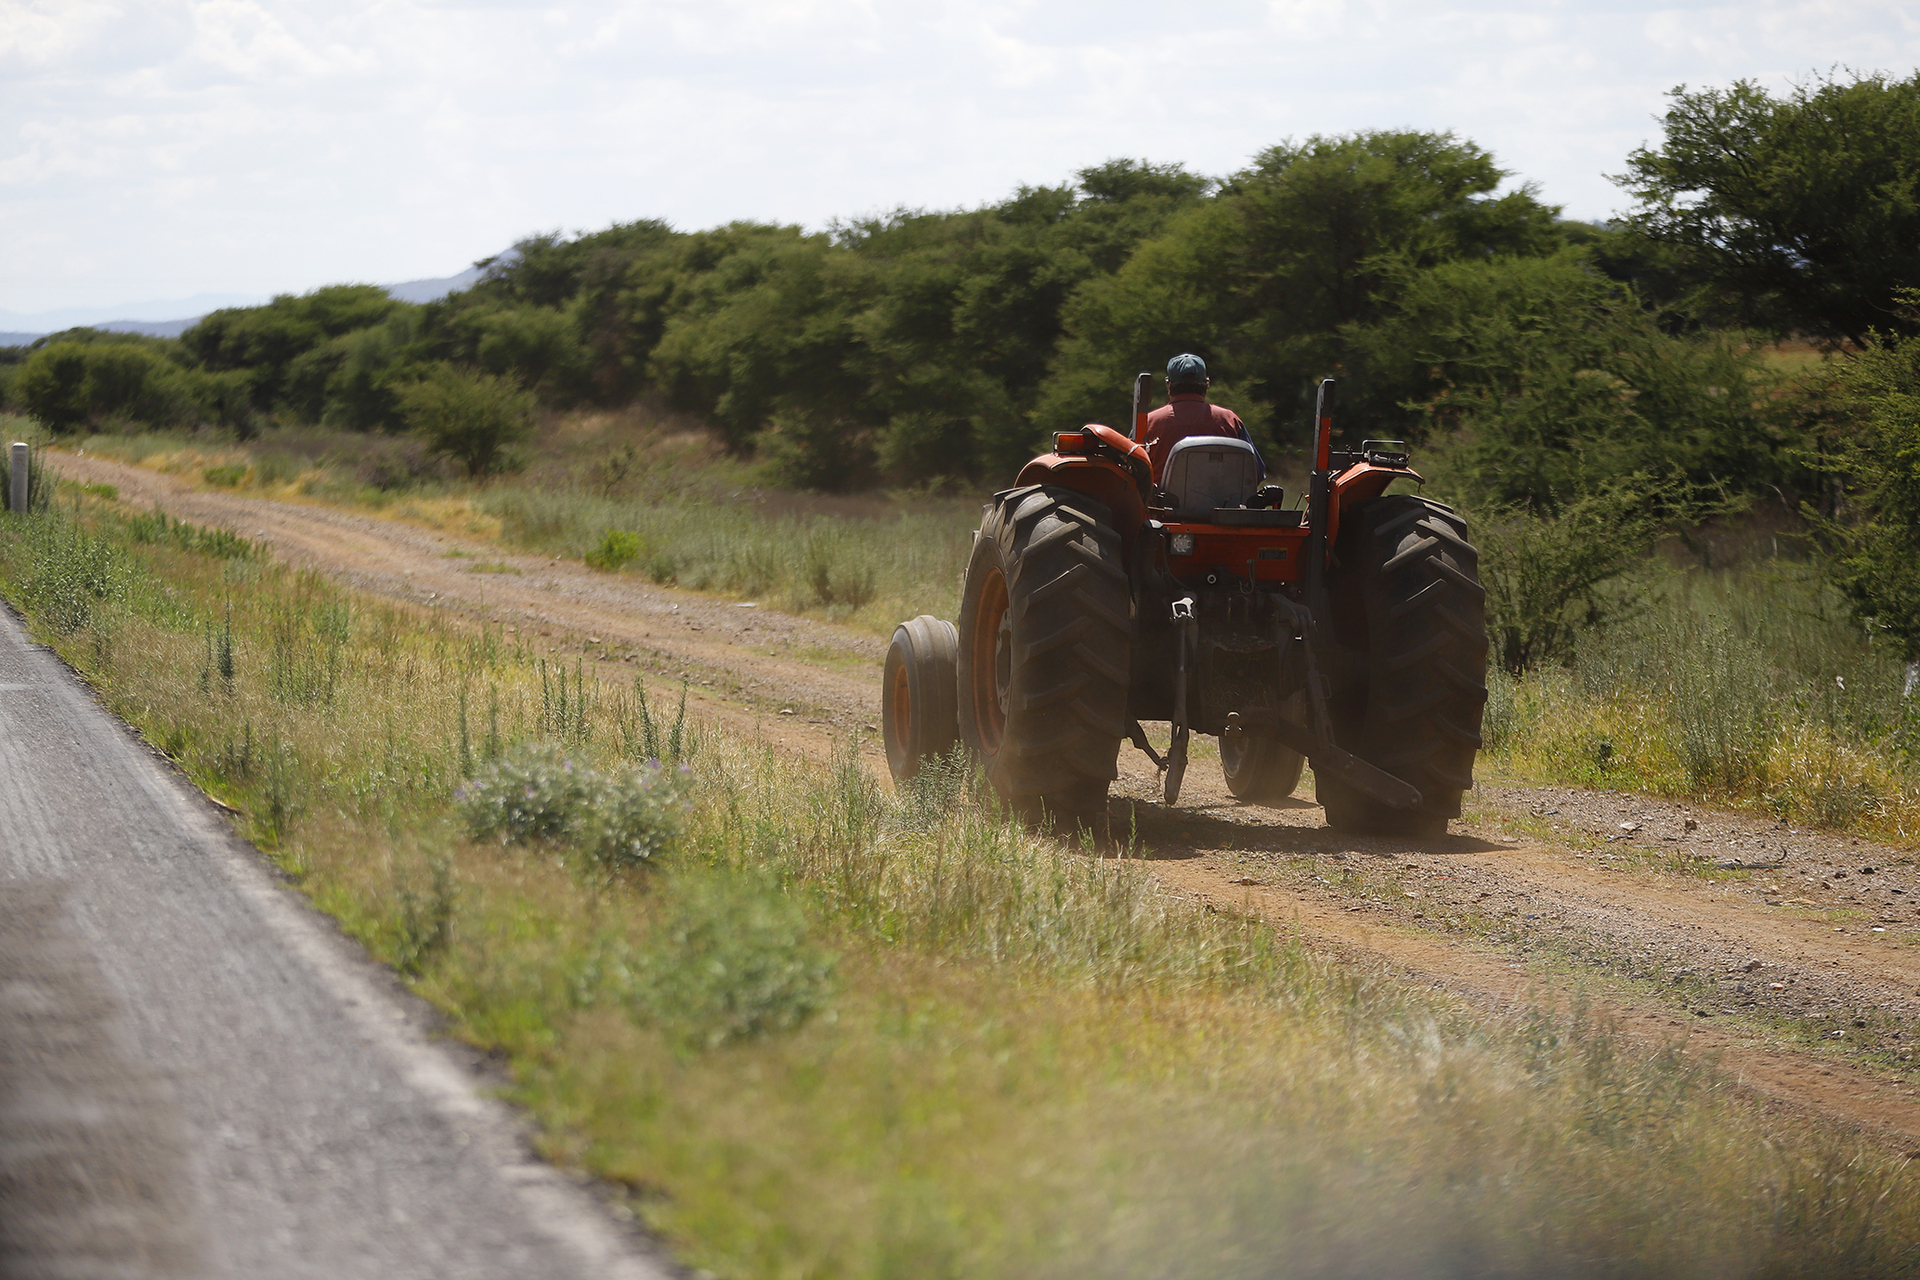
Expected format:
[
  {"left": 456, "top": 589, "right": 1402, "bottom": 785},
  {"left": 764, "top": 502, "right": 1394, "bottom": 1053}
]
[
  {"left": 882, "top": 615, "right": 960, "bottom": 782},
  {"left": 957, "top": 486, "right": 1130, "bottom": 830},
  {"left": 1220, "top": 692, "right": 1306, "bottom": 804},
  {"left": 1320, "top": 495, "right": 1488, "bottom": 838}
]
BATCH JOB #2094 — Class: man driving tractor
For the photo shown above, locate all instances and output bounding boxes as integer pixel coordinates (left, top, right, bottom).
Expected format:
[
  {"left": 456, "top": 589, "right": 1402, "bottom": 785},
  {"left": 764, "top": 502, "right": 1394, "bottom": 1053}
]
[{"left": 1139, "top": 352, "right": 1266, "bottom": 482}]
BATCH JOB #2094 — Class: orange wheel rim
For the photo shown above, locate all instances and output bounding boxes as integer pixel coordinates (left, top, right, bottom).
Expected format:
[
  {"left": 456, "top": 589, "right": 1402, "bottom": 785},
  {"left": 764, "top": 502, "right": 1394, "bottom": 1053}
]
[
  {"left": 969, "top": 566, "right": 1009, "bottom": 754},
  {"left": 890, "top": 657, "right": 912, "bottom": 753}
]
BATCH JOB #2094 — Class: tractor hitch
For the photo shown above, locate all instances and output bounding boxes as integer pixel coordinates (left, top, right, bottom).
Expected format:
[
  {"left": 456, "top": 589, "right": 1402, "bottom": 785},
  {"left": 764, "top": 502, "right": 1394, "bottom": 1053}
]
[
  {"left": 1165, "top": 595, "right": 1197, "bottom": 804},
  {"left": 1127, "top": 720, "right": 1168, "bottom": 771}
]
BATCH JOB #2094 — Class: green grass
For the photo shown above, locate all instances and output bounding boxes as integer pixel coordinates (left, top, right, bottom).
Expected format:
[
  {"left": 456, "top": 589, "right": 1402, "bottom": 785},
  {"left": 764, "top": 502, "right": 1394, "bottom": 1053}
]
[
  {"left": 477, "top": 483, "right": 977, "bottom": 629},
  {"left": 69, "top": 415, "right": 981, "bottom": 635},
  {"left": 9, "top": 486, "right": 1920, "bottom": 1275},
  {"left": 1486, "top": 559, "right": 1920, "bottom": 843}
]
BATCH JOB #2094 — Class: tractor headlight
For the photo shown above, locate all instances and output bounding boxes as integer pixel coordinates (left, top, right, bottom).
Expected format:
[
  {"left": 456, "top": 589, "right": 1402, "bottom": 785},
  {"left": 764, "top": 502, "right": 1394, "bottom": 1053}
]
[{"left": 1170, "top": 532, "right": 1195, "bottom": 557}]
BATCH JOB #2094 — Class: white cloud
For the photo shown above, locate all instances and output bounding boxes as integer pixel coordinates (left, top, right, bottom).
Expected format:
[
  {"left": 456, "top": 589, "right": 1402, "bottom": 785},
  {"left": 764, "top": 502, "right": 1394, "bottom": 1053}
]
[
  {"left": 0, "top": 0, "right": 122, "bottom": 70},
  {"left": 0, "top": 0, "right": 1916, "bottom": 311}
]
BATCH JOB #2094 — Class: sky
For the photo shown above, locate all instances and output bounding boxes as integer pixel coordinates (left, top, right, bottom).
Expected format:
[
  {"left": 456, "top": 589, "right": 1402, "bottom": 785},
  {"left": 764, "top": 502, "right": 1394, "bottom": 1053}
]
[{"left": 2, "top": 0, "right": 1917, "bottom": 319}]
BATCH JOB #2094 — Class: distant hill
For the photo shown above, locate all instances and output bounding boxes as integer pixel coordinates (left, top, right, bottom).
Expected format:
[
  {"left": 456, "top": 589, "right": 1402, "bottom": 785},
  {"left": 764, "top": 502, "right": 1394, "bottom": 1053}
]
[
  {"left": 381, "top": 266, "right": 485, "bottom": 305},
  {"left": 0, "top": 292, "right": 267, "bottom": 335},
  {"left": 0, "top": 266, "right": 488, "bottom": 348}
]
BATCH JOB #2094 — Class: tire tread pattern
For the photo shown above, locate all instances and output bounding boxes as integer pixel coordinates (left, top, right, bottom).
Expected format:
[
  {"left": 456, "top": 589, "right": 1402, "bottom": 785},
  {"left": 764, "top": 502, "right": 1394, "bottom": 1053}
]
[
  {"left": 1322, "top": 495, "right": 1489, "bottom": 837},
  {"left": 958, "top": 486, "right": 1131, "bottom": 811}
]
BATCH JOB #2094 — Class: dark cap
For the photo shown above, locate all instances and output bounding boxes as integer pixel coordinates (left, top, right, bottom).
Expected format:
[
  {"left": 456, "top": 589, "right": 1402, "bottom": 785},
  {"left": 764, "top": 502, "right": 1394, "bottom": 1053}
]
[{"left": 1166, "top": 353, "right": 1207, "bottom": 384}]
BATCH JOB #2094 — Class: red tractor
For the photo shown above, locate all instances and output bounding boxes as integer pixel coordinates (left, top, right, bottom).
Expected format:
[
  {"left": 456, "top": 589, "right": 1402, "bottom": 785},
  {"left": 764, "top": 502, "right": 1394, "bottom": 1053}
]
[{"left": 883, "top": 377, "right": 1487, "bottom": 837}]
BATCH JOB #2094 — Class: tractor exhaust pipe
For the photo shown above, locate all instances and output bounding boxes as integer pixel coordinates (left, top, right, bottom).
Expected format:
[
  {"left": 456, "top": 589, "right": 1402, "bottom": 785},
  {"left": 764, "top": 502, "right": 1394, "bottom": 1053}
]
[{"left": 1302, "top": 378, "right": 1336, "bottom": 745}]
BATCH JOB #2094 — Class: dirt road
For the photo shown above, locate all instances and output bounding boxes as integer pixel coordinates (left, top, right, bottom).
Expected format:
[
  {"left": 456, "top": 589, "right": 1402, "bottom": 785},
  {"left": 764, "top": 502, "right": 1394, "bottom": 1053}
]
[{"left": 46, "top": 450, "right": 1920, "bottom": 1151}]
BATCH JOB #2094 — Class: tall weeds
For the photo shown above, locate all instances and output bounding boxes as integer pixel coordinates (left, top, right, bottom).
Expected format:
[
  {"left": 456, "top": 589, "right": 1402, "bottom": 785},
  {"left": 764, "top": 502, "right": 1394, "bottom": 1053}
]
[
  {"left": 477, "top": 484, "right": 973, "bottom": 627},
  {"left": 1488, "top": 559, "right": 1920, "bottom": 835}
]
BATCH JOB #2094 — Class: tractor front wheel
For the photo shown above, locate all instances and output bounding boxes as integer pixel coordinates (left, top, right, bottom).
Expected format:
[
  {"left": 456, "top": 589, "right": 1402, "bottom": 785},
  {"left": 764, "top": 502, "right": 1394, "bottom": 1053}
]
[
  {"left": 956, "top": 486, "right": 1130, "bottom": 831},
  {"left": 1220, "top": 692, "right": 1306, "bottom": 805},
  {"left": 882, "top": 615, "right": 960, "bottom": 782}
]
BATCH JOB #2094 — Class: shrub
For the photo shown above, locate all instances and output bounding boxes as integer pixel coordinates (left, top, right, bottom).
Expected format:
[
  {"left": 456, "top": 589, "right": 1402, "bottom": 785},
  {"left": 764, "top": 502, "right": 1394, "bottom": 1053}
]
[
  {"left": 800, "top": 528, "right": 877, "bottom": 610},
  {"left": 583, "top": 760, "right": 690, "bottom": 868},
  {"left": 397, "top": 363, "right": 534, "bottom": 477},
  {"left": 1819, "top": 311, "right": 1920, "bottom": 659},
  {"left": 632, "top": 869, "right": 836, "bottom": 1048},
  {"left": 458, "top": 741, "right": 688, "bottom": 868},
  {"left": 467, "top": 305, "right": 590, "bottom": 403},
  {"left": 388, "top": 851, "right": 455, "bottom": 976},
  {"left": 21, "top": 517, "right": 134, "bottom": 634},
  {"left": 459, "top": 742, "right": 596, "bottom": 843},
  {"left": 1350, "top": 252, "right": 1787, "bottom": 504},
  {"left": 758, "top": 409, "right": 876, "bottom": 492},
  {"left": 584, "top": 528, "right": 642, "bottom": 571},
  {"left": 13, "top": 340, "right": 204, "bottom": 433},
  {"left": 1472, "top": 479, "right": 1678, "bottom": 673}
]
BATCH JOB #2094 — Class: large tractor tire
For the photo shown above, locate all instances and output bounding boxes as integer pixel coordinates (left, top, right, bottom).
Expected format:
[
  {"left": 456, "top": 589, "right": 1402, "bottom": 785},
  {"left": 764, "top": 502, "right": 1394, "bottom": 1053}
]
[
  {"left": 1221, "top": 691, "right": 1307, "bottom": 805},
  {"left": 882, "top": 615, "right": 960, "bottom": 782},
  {"left": 957, "top": 486, "right": 1130, "bottom": 829},
  {"left": 1320, "top": 495, "right": 1488, "bottom": 838}
]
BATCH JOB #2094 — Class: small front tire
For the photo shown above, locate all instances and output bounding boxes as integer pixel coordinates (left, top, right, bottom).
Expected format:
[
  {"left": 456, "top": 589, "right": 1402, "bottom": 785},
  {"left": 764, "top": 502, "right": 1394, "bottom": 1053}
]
[
  {"left": 1220, "top": 693, "right": 1306, "bottom": 805},
  {"left": 883, "top": 615, "right": 961, "bottom": 782}
]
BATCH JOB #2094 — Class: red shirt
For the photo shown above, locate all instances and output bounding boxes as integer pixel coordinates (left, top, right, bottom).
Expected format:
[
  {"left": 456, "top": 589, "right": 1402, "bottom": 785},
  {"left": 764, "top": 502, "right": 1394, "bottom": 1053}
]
[{"left": 1141, "top": 393, "right": 1263, "bottom": 483}]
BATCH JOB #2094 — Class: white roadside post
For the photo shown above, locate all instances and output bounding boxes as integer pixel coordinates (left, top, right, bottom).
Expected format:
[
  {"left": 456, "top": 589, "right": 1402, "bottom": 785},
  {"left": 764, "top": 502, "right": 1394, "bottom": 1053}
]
[{"left": 8, "top": 442, "right": 25, "bottom": 515}]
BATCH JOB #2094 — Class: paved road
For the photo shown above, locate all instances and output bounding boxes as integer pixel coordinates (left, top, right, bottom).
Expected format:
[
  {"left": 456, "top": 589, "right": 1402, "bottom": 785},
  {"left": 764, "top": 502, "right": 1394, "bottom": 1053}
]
[{"left": 0, "top": 602, "right": 670, "bottom": 1279}]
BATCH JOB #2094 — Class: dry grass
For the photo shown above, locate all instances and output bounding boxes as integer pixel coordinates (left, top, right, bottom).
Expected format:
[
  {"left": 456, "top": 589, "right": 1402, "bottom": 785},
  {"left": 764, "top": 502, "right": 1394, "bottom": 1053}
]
[
  {"left": 70, "top": 413, "right": 978, "bottom": 633},
  {"left": 9, "top": 488, "right": 1920, "bottom": 1276},
  {"left": 1485, "top": 561, "right": 1920, "bottom": 845}
]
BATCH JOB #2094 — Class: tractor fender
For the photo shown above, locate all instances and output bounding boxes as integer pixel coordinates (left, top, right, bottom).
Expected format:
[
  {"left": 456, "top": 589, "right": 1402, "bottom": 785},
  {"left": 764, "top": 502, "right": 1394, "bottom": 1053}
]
[
  {"left": 1327, "top": 461, "right": 1422, "bottom": 550},
  {"left": 1014, "top": 429, "right": 1149, "bottom": 549}
]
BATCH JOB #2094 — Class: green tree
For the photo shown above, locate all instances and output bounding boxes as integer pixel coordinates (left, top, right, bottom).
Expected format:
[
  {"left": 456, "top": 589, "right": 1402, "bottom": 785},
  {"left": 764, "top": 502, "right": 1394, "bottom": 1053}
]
[
  {"left": 472, "top": 221, "right": 677, "bottom": 309},
  {"left": 397, "top": 364, "right": 534, "bottom": 476},
  {"left": 642, "top": 224, "right": 863, "bottom": 451},
  {"left": 1617, "top": 71, "right": 1920, "bottom": 345},
  {"left": 467, "top": 306, "right": 588, "bottom": 402},
  {"left": 1038, "top": 131, "right": 1563, "bottom": 452},
  {"left": 1346, "top": 251, "right": 1789, "bottom": 506},
  {"left": 281, "top": 309, "right": 422, "bottom": 432},
  {"left": 184, "top": 285, "right": 406, "bottom": 412},
  {"left": 1819, "top": 309, "right": 1920, "bottom": 658},
  {"left": 328, "top": 315, "right": 420, "bottom": 431},
  {"left": 13, "top": 344, "right": 91, "bottom": 430},
  {"left": 427, "top": 160, "right": 1212, "bottom": 485},
  {"left": 836, "top": 160, "right": 1212, "bottom": 481},
  {"left": 12, "top": 336, "right": 214, "bottom": 433}
]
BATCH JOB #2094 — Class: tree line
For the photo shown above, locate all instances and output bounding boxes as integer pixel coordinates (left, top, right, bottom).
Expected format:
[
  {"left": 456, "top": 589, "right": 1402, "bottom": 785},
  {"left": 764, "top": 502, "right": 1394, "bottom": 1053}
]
[{"left": 5, "top": 70, "right": 1920, "bottom": 528}]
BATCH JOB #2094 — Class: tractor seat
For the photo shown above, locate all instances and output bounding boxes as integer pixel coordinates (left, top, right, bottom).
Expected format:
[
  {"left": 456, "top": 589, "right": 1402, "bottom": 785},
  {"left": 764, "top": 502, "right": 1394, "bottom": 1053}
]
[{"left": 1161, "top": 436, "right": 1262, "bottom": 519}]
